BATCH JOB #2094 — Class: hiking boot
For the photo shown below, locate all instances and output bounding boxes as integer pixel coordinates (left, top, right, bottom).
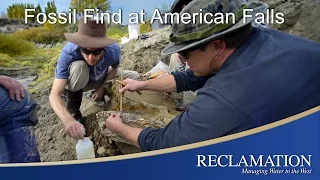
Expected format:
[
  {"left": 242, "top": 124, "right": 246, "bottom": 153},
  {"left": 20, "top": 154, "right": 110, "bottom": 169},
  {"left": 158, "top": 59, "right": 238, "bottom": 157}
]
[
  {"left": 175, "top": 99, "right": 185, "bottom": 111},
  {"left": 70, "top": 110, "right": 84, "bottom": 124},
  {"left": 62, "top": 89, "right": 84, "bottom": 124},
  {"left": 84, "top": 89, "right": 106, "bottom": 107}
]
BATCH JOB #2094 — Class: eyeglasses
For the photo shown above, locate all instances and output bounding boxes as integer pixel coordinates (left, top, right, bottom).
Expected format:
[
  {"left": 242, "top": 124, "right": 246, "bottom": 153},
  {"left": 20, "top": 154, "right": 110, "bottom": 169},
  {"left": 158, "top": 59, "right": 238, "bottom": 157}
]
[{"left": 80, "top": 47, "right": 104, "bottom": 55}]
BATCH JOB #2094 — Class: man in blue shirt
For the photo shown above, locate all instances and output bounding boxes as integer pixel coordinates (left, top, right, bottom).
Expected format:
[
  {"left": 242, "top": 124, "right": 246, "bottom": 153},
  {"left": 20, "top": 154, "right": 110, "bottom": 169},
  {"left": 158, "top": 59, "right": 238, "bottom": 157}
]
[
  {"left": 49, "top": 17, "right": 140, "bottom": 140},
  {"left": 104, "top": 0, "right": 320, "bottom": 151}
]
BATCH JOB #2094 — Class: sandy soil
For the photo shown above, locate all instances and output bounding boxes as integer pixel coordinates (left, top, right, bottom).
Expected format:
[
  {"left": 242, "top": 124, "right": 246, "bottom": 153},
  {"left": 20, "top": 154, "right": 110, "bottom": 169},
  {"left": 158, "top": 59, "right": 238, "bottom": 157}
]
[{"left": 30, "top": 79, "right": 178, "bottom": 162}]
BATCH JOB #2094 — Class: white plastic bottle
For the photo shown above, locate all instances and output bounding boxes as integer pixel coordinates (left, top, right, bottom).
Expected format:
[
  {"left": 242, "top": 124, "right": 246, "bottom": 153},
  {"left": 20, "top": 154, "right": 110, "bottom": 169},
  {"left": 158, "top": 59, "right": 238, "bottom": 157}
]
[{"left": 76, "top": 137, "right": 96, "bottom": 160}]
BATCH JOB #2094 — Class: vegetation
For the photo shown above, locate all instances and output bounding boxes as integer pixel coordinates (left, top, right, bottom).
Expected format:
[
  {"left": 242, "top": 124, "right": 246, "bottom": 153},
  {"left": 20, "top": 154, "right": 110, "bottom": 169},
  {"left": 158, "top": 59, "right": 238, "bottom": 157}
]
[
  {"left": 107, "top": 24, "right": 128, "bottom": 41},
  {"left": 140, "top": 19, "right": 153, "bottom": 34},
  {"left": 0, "top": 33, "right": 64, "bottom": 70},
  {"left": 29, "top": 45, "right": 62, "bottom": 88},
  {"left": 13, "top": 26, "right": 65, "bottom": 44},
  {"left": 45, "top": 0, "right": 57, "bottom": 15},
  {"left": 7, "top": 3, "right": 38, "bottom": 22},
  {"left": 0, "top": 34, "right": 36, "bottom": 56},
  {"left": 70, "top": 0, "right": 111, "bottom": 17},
  {"left": 6, "top": 1, "right": 56, "bottom": 23}
]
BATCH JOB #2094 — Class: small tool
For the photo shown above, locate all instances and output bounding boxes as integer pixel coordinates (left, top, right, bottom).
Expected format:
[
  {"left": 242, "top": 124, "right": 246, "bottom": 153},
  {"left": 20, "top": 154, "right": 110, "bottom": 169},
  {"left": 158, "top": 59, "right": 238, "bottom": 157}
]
[{"left": 120, "top": 68, "right": 123, "bottom": 112}]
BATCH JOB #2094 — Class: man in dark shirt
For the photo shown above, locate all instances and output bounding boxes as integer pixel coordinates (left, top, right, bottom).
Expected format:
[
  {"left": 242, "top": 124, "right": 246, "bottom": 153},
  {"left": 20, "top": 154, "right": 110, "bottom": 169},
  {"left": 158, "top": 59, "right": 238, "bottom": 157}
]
[
  {"left": 105, "top": 0, "right": 320, "bottom": 151},
  {"left": 167, "top": 0, "right": 269, "bottom": 111}
]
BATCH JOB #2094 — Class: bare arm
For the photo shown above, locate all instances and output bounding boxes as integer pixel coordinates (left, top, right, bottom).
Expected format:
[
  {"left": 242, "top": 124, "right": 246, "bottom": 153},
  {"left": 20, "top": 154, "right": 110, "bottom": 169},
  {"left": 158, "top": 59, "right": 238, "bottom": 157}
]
[
  {"left": 49, "top": 79, "right": 74, "bottom": 124},
  {"left": 120, "top": 74, "right": 177, "bottom": 93},
  {"left": 143, "top": 75, "right": 176, "bottom": 92},
  {"left": 118, "top": 124, "right": 142, "bottom": 148},
  {"left": 49, "top": 79, "right": 85, "bottom": 140}
]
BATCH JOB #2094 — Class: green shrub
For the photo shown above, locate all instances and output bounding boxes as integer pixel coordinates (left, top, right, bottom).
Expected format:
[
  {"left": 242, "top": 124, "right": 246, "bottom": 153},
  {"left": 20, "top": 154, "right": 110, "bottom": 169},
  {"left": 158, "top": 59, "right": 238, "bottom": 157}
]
[
  {"left": 20, "top": 61, "right": 32, "bottom": 66},
  {"left": 0, "top": 53, "right": 11, "bottom": 67},
  {"left": 66, "top": 23, "right": 78, "bottom": 33},
  {"left": 107, "top": 24, "right": 128, "bottom": 41},
  {"left": 0, "top": 34, "right": 36, "bottom": 56},
  {"left": 13, "top": 27, "right": 65, "bottom": 44},
  {"left": 106, "top": 21, "right": 152, "bottom": 42},
  {"left": 140, "top": 20, "right": 152, "bottom": 34},
  {"left": 30, "top": 49, "right": 60, "bottom": 86}
]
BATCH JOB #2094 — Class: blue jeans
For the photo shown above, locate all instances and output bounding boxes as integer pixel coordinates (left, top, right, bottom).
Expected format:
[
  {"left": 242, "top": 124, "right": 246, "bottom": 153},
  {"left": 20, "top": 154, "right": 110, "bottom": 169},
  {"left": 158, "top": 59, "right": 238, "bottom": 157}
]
[{"left": 0, "top": 87, "right": 41, "bottom": 163}]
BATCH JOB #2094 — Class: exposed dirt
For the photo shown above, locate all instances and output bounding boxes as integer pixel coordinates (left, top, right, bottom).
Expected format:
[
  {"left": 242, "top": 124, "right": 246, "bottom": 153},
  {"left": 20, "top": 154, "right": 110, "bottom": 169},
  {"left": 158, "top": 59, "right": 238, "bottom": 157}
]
[
  {"left": 31, "top": 81, "right": 122, "bottom": 161},
  {"left": 2, "top": 0, "right": 319, "bottom": 162},
  {"left": 28, "top": 77, "right": 178, "bottom": 161}
]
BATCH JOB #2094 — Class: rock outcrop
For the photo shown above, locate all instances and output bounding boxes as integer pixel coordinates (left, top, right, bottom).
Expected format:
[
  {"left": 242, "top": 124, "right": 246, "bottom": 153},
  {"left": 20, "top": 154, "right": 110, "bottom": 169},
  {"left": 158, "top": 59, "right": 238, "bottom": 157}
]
[
  {"left": 266, "top": 0, "right": 320, "bottom": 42},
  {"left": 119, "top": 26, "right": 172, "bottom": 74}
]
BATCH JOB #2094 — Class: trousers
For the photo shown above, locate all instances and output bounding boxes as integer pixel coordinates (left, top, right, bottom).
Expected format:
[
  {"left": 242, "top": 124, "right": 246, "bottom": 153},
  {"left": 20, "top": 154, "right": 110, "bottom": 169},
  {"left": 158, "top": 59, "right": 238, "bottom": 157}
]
[
  {"left": 0, "top": 87, "right": 40, "bottom": 163},
  {"left": 65, "top": 60, "right": 140, "bottom": 92}
]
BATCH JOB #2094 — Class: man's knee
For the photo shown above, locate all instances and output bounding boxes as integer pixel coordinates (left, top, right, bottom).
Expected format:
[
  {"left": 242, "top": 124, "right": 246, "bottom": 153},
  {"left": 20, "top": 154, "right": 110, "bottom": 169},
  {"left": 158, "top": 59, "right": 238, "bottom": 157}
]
[
  {"left": 28, "top": 92, "right": 38, "bottom": 125},
  {"left": 0, "top": 87, "right": 38, "bottom": 134},
  {"left": 17, "top": 90, "right": 38, "bottom": 127},
  {"left": 0, "top": 126, "right": 40, "bottom": 163},
  {"left": 66, "top": 60, "right": 89, "bottom": 92}
]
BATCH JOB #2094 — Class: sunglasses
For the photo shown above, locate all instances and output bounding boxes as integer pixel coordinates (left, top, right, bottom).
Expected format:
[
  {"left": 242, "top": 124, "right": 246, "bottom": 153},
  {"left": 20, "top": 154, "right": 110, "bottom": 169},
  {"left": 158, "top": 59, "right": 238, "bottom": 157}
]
[
  {"left": 80, "top": 47, "right": 104, "bottom": 55},
  {"left": 178, "top": 46, "right": 199, "bottom": 59}
]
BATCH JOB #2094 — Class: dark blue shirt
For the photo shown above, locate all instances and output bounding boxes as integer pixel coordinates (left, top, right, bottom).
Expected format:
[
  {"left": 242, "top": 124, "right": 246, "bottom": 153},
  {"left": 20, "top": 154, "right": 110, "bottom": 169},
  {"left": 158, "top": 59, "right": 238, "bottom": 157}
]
[
  {"left": 55, "top": 42, "right": 120, "bottom": 82},
  {"left": 138, "top": 27, "right": 320, "bottom": 151}
]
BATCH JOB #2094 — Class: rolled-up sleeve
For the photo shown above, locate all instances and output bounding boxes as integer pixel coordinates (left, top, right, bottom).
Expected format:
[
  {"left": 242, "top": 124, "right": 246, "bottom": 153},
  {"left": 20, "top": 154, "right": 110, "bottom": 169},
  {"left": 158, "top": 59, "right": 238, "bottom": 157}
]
[
  {"left": 55, "top": 50, "right": 74, "bottom": 79},
  {"left": 138, "top": 87, "right": 253, "bottom": 151},
  {"left": 171, "top": 69, "right": 213, "bottom": 92}
]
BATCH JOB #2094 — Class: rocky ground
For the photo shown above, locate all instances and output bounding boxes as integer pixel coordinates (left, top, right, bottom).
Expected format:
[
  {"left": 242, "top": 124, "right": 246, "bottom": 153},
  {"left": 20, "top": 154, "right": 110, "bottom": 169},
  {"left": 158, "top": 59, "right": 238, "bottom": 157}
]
[
  {"left": 2, "top": 0, "right": 320, "bottom": 162},
  {"left": 26, "top": 25, "right": 179, "bottom": 161}
]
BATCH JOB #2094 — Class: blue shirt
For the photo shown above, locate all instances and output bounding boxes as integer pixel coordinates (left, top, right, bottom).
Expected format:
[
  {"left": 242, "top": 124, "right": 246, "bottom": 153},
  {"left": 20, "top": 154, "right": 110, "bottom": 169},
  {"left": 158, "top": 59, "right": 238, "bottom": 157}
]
[
  {"left": 138, "top": 27, "right": 320, "bottom": 151},
  {"left": 55, "top": 42, "right": 120, "bottom": 81}
]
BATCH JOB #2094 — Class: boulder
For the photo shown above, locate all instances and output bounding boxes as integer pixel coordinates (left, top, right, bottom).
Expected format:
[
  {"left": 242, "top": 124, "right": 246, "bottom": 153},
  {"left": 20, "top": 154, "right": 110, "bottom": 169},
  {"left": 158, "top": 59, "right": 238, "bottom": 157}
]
[
  {"left": 119, "top": 26, "right": 172, "bottom": 74},
  {"left": 267, "top": 0, "right": 320, "bottom": 42}
]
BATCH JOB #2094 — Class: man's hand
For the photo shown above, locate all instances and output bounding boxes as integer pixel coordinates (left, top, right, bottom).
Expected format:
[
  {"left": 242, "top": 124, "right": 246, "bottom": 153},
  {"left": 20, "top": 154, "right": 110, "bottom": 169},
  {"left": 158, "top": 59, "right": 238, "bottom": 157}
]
[
  {"left": 105, "top": 113, "right": 125, "bottom": 134},
  {"left": 63, "top": 119, "right": 86, "bottom": 140},
  {"left": 91, "top": 85, "right": 104, "bottom": 101},
  {"left": 119, "top": 79, "right": 144, "bottom": 94},
  {"left": 0, "top": 75, "right": 25, "bottom": 101},
  {"left": 105, "top": 113, "right": 143, "bottom": 148}
]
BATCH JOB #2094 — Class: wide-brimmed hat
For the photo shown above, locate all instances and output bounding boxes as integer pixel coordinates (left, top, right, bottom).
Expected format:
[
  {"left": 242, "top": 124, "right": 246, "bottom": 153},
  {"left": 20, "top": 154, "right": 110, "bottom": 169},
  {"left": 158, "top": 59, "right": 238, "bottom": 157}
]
[
  {"left": 170, "top": 0, "right": 193, "bottom": 13},
  {"left": 162, "top": 0, "right": 268, "bottom": 55},
  {"left": 64, "top": 17, "right": 117, "bottom": 48}
]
